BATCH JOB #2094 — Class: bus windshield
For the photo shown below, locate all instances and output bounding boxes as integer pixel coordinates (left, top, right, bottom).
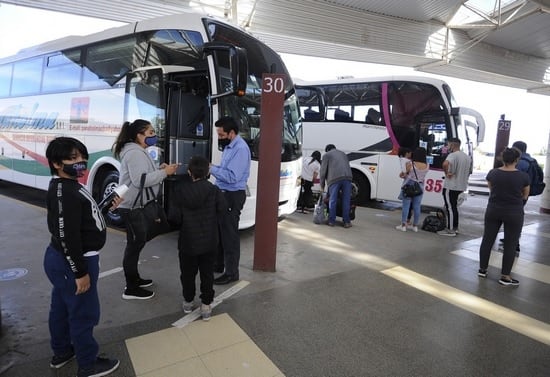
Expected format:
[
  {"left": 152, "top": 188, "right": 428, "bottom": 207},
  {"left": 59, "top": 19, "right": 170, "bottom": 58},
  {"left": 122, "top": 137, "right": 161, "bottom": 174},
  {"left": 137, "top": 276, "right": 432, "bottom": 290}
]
[{"left": 206, "top": 20, "right": 302, "bottom": 162}]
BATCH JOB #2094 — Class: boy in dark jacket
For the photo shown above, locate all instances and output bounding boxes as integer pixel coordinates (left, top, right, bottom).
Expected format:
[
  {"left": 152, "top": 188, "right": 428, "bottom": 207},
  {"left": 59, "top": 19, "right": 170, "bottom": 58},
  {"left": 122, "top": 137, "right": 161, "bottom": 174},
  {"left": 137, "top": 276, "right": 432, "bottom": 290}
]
[
  {"left": 44, "top": 137, "right": 119, "bottom": 377},
  {"left": 174, "top": 155, "right": 226, "bottom": 320}
]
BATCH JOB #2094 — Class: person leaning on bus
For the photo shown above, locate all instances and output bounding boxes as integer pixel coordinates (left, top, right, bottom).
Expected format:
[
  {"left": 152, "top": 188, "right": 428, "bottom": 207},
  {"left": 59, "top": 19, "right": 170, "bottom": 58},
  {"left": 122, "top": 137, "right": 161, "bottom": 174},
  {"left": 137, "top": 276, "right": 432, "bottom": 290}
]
[{"left": 112, "top": 119, "right": 178, "bottom": 300}]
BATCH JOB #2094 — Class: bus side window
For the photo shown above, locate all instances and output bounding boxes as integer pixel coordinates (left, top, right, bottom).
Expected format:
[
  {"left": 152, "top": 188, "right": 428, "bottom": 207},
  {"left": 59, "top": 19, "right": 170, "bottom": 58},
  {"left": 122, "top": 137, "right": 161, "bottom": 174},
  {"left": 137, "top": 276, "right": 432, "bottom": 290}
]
[
  {"left": 334, "top": 108, "right": 350, "bottom": 121},
  {"left": 365, "top": 108, "right": 381, "bottom": 125},
  {"left": 304, "top": 108, "right": 321, "bottom": 121}
]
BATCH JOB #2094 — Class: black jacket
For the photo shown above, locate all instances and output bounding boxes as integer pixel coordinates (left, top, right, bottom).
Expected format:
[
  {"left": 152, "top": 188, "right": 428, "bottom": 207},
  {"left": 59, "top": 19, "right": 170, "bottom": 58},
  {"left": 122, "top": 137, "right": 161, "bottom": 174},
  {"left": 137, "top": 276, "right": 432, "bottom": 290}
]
[
  {"left": 173, "top": 178, "right": 226, "bottom": 255},
  {"left": 47, "top": 178, "right": 107, "bottom": 278}
]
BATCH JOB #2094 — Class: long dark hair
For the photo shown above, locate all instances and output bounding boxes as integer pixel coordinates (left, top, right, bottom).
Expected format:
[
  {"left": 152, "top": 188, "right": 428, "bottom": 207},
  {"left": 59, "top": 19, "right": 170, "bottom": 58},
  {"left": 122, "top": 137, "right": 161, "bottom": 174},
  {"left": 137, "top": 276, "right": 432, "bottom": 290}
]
[
  {"left": 412, "top": 147, "right": 427, "bottom": 163},
  {"left": 309, "top": 150, "right": 321, "bottom": 165},
  {"left": 112, "top": 119, "right": 151, "bottom": 159}
]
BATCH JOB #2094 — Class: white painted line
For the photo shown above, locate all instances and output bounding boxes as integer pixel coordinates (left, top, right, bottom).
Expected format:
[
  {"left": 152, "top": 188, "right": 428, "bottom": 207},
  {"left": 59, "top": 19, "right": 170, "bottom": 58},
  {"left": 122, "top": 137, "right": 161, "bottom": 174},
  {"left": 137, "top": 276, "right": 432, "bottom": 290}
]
[
  {"left": 172, "top": 280, "right": 250, "bottom": 328},
  {"left": 451, "top": 249, "right": 550, "bottom": 285},
  {"left": 99, "top": 267, "right": 123, "bottom": 279},
  {"left": 382, "top": 266, "right": 550, "bottom": 346}
]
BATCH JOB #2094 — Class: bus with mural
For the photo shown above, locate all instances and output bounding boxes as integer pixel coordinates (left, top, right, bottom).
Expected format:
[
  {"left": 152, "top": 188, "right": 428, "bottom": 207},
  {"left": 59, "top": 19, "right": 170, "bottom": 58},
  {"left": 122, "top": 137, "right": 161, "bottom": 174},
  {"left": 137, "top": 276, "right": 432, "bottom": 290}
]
[
  {"left": 0, "top": 11, "right": 303, "bottom": 228},
  {"left": 296, "top": 76, "right": 485, "bottom": 208}
]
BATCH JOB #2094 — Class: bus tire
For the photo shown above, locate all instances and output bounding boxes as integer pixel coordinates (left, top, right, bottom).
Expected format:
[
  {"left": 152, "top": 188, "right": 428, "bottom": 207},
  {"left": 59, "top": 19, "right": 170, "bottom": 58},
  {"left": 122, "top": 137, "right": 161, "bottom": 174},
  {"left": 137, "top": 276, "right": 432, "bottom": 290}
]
[
  {"left": 99, "top": 170, "right": 124, "bottom": 227},
  {"left": 352, "top": 171, "right": 370, "bottom": 206}
]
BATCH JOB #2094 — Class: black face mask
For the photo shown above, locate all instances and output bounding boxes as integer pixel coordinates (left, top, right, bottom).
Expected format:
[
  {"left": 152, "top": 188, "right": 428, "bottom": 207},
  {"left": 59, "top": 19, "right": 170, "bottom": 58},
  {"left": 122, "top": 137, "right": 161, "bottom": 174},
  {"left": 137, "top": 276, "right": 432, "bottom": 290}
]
[
  {"left": 62, "top": 161, "right": 88, "bottom": 178},
  {"left": 218, "top": 138, "right": 231, "bottom": 151}
]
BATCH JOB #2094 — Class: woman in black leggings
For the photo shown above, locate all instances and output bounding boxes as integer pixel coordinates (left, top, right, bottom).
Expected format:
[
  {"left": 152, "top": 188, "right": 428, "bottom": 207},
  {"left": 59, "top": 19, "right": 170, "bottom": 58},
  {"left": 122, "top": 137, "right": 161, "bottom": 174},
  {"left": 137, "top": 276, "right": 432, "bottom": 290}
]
[{"left": 478, "top": 147, "right": 530, "bottom": 286}]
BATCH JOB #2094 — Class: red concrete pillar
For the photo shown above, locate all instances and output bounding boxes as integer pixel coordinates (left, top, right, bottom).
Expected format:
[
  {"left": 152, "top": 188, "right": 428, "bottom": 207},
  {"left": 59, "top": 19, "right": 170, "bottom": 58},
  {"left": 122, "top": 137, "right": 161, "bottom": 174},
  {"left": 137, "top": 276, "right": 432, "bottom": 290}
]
[{"left": 253, "top": 74, "right": 286, "bottom": 272}]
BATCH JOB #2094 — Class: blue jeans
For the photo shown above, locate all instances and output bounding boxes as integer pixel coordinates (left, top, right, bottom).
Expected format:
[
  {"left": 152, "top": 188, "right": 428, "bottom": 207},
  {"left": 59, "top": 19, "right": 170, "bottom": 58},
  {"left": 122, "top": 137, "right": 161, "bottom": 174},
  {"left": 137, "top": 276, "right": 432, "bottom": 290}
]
[
  {"left": 44, "top": 245, "right": 100, "bottom": 369},
  {"left": 328, "top": 179, "right": 352, "bottom": 224},
  {"left": 401, "top": 193, "right": 423, "bottom": 225}
]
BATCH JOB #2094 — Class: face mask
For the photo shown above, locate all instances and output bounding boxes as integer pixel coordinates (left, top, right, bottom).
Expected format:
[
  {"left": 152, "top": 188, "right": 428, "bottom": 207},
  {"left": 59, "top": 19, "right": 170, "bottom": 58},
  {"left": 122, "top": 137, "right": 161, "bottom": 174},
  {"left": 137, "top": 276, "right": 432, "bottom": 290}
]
[
  {"left": 144, "top": 135, "right": 158, "bottom": 147},
  {"left": 63, "top": 161, "right": 87, "bottom": 178},
  {"left": 218, "top": 138, "right": 231, "bottom": 151}
]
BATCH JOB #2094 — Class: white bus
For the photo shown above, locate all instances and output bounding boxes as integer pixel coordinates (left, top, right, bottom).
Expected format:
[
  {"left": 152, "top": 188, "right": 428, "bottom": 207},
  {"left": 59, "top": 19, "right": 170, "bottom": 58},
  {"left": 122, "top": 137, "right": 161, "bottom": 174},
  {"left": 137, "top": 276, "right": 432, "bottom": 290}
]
[
  {"left": 296, "top": 76, "right": 485, "bottom": 208},
  {"left": 0, "top": 11, "right": 303, "bottom": 228}
]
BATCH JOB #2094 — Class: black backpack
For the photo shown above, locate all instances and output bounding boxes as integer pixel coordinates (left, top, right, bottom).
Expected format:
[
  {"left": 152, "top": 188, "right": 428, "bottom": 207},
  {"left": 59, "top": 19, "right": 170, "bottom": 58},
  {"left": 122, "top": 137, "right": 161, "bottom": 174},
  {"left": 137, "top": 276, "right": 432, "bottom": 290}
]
[
  {"left": 522, "top": 156, "right": 546, "bottom": 196},
  {"left": 422, "top": 209, "right": 446, "bottom": 232}
]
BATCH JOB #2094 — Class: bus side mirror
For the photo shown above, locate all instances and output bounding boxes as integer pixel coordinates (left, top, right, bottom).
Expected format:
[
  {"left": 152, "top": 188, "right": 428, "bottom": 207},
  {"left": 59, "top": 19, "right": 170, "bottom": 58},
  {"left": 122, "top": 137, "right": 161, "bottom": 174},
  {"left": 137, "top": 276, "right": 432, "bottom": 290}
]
[{"left": 203, "top": 42, "right": 248, "bottom": 99}]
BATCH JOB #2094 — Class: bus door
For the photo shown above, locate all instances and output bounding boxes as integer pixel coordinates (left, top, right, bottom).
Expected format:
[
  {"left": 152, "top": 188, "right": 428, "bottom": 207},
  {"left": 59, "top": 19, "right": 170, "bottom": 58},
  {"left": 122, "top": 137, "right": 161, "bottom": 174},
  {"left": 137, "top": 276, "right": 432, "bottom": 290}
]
[{"left": 165, "top": 73, "right": 211, "bottom": 174}]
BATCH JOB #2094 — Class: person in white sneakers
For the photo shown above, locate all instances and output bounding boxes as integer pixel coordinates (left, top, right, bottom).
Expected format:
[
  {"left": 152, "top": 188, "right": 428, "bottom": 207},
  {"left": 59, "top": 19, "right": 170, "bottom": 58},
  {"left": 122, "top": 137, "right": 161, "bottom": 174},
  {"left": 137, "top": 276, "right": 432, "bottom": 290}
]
[
  {"left": 438, "top": 138, "right": 472, "bottom": 236},
  {"left": 173, "top": 156, "right": 226, "bottom": 320},
  {"left": 396, "top": 147, "right": 429, "bottom": 232}
]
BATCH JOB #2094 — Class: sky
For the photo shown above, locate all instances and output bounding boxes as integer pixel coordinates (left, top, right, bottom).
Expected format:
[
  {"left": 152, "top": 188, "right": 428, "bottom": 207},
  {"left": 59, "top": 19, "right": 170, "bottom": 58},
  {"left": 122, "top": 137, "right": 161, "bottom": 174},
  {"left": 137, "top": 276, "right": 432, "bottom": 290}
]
[{"left": 1, "top": 3, "right": 549, "bottom": 155}]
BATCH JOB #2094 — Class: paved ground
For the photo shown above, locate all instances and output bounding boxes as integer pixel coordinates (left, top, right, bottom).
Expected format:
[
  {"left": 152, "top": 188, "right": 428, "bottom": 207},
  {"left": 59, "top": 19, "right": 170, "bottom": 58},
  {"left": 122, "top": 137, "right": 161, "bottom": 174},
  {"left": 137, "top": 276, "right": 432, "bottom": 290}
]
[{"left": 0, "top": 180, "right": 549, "bottom": 377}]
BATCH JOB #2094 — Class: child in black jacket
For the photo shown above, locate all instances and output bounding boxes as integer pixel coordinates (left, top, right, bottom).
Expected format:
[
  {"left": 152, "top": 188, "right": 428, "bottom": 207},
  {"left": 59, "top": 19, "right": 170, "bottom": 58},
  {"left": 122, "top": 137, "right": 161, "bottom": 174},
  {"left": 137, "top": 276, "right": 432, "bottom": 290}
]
[
  {"left": 44, "top": 137, "right": 119, "bottom": 377},
  {"left": 174, "top": 155, "right": 226, "bottom": 320}
]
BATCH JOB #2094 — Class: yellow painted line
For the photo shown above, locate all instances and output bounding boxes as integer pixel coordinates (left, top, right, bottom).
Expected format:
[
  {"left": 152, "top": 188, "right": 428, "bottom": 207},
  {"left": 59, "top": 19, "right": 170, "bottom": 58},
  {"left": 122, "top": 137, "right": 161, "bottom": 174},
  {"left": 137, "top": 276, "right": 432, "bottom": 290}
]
[
  {"left": 382, "top": 265, "right": 550, "bottom": 345},
  {"left": 451, "top": 249, "right": 550, "bottom": 285}
]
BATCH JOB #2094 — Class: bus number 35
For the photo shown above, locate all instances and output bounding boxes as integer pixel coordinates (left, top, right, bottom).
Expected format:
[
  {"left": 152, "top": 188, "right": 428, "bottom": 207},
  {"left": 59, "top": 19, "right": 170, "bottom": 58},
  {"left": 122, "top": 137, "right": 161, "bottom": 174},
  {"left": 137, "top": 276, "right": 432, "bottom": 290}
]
[{"left": 424, "top": 179, "right": 443, "bottom": 193}]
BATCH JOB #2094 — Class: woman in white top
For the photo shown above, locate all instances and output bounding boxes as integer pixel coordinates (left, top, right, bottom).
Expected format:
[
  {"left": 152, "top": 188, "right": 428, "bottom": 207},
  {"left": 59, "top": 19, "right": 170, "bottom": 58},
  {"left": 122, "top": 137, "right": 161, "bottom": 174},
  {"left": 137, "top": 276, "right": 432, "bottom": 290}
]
[
  {"left": 396, "top": 147, "right": 429, "bottom": 232},
  {"left": 298, "top": 150, "right": 321, "bottom": 213}
]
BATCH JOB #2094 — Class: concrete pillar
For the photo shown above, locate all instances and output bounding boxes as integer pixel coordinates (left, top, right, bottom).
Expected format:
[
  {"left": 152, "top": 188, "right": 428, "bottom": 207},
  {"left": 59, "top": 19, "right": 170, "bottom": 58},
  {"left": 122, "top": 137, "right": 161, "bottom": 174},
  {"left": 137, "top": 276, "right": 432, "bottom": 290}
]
[{"left": 540, "top": 131, "right": 550, "bottom": 214}]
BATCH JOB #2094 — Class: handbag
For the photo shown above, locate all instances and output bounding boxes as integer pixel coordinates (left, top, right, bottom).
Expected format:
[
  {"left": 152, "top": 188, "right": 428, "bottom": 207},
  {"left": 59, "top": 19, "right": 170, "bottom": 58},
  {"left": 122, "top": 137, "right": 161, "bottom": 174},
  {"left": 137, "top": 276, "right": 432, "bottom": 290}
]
[
  {"left": 313, "top": 193, "right": 328, "bottom": 224},
  {"left": 402, "top": 163, "right": 423, "bottom": 198},
  {"left": 128, "top": 174, "right": 170, "bottom": 242}
]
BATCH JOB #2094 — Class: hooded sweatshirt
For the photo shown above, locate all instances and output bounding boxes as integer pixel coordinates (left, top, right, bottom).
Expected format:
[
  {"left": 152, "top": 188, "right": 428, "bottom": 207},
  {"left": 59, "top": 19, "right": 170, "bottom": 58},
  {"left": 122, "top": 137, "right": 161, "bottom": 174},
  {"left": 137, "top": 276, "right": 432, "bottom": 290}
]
[{"left": 173, "top": 178, "right": 226, "bottom": 255}]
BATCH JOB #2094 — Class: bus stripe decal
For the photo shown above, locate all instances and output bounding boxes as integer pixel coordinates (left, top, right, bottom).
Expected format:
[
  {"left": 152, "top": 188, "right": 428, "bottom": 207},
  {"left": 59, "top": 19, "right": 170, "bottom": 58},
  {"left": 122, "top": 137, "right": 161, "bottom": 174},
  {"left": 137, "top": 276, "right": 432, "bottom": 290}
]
[
  {"left": 0, "top": 134, "right": 49, "bottom": 167},
  {"left": 381, "top": 83, "right": 398, "bottom": 151}
]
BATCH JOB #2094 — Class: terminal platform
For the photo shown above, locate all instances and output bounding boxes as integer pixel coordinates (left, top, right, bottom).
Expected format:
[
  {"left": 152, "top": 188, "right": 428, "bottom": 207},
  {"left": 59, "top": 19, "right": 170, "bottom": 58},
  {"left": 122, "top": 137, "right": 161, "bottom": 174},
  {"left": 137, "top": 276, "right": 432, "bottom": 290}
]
[{"left": 0, "top": 181, "right": 549, "bottom": 377}]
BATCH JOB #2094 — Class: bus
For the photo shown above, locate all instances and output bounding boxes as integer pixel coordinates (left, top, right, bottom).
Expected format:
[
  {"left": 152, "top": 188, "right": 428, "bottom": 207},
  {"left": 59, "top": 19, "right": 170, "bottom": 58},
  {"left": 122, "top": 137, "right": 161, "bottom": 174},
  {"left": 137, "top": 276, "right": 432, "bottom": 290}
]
[
  {"left": 0, "top": 11, "right": 303, "bottom": 228},
  {"left": 296, "top": 76, "right": 485, "bottom": 208}
]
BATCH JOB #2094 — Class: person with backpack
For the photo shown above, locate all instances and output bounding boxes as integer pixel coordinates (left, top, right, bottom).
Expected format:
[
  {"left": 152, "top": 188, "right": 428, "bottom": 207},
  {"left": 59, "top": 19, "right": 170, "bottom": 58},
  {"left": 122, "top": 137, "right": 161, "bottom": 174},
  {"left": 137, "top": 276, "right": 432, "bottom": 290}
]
[
  {"left": 498, "top": 141, "right": 546, "bottom": 254},
  {"left": 512, "top": 141, "right": 546, "bottom": 198}
]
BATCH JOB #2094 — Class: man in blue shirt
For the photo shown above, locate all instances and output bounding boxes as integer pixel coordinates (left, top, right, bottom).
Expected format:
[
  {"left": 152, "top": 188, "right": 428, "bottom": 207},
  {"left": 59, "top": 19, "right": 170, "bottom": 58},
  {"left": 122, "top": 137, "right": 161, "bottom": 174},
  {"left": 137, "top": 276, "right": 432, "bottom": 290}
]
[{"left": 210, "top": 116, "right": 251, "bottom": 285}]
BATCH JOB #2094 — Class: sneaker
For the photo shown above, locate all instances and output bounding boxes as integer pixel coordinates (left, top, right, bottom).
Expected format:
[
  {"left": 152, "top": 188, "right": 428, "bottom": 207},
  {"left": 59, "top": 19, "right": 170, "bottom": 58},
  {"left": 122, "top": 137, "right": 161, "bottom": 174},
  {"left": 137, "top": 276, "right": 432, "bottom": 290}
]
[
  {"left": 395, "top": 225, "right": 406, "bottom": 232},
  {"left": 138, "top": 278, "right": 153, "bottom": 288},
  {"left": 50, "top": 348, "right": 75, "bottom": 369},
  {"left": 122, "top": 287, "right": 154, "bottom": 300},
  {"left": 437, "top": 229, "right": 456, "bottom": 237},
  {"left": 200, "top": 304, "right": 212, "bottom": 321},
  {"left": 182, "top": 300, "right": 194, "bottom": 314},
  {"left": 411, "top": 226, "right": 418, "bottom": 233},
  {"left": 343, "top": 223, "right": 352, "bottom": 228},
  {"left": 77, "top": 356, "right": 120, "bottom": 377},
  {"left": 326, "top": 222, "right": 335, "bottom": 227},
  {"left": 477, "top": 269, "right": 487, "bottom": 278},
  {"left": 499, "top": 277, "right": 520, "bottom": 286}
]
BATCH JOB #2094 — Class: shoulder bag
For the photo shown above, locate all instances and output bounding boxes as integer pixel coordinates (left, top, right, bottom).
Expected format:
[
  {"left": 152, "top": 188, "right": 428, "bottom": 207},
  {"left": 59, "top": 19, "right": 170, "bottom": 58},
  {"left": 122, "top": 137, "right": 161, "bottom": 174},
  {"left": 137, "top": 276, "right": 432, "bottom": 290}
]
[
  {"left": 402, "top": 163, "right": 423, "bottom": 198},
  {"left": 128, "top": 173, "right": 170, "bottom": 241}
]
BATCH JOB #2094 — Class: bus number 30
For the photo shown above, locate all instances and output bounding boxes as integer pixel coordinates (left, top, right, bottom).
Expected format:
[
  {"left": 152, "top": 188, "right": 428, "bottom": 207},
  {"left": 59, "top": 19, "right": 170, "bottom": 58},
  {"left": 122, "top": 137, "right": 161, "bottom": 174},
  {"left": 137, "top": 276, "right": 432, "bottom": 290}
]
[{"left": 424, "top": 179, "right": 443, "bottom": 193}]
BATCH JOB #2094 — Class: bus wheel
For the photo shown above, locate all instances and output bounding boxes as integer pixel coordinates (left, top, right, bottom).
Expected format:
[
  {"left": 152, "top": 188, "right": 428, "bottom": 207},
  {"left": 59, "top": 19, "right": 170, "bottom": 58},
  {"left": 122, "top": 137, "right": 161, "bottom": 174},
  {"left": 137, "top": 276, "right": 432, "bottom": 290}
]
[
  {"left": 352, "top": 171, "right": 370, "bottom": 207},
  {"left": 100, "top": 171, "right": 124, "bottom": 227}
]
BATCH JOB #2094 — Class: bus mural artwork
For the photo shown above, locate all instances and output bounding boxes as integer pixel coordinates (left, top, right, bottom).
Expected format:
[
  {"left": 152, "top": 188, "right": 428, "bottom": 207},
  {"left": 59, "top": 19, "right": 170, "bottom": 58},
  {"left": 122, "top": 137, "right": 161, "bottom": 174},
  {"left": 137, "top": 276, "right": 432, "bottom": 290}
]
[
  {"left": 296, "top": 76, "right": 485, "bottom": 209},
  {"left": 0, "top": 11, "right": 303, "bottom": 228}
]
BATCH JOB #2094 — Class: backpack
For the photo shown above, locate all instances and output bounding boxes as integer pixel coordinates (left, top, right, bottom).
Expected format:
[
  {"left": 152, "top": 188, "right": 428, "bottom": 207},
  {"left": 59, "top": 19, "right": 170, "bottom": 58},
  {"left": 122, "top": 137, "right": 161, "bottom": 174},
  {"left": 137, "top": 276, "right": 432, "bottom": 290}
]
[
  {"left": 421, "top": 209, "right": 446, "bottom": 233},
  {"left": 522, "top": 156, "right": 546, "bottom": 196}
]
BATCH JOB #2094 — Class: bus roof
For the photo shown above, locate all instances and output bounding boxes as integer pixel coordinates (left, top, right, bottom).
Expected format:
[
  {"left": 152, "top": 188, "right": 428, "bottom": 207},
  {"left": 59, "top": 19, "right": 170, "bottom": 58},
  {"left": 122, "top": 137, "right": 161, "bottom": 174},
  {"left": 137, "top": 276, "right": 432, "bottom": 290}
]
[
  {"left": 294, "top": 75, "right": 450, "bottom": 87},
  {"left": 0, "top": 10, "right": 224, "bottom": 64}
]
